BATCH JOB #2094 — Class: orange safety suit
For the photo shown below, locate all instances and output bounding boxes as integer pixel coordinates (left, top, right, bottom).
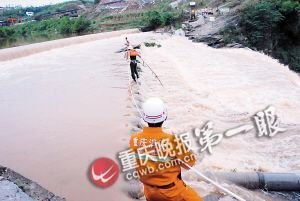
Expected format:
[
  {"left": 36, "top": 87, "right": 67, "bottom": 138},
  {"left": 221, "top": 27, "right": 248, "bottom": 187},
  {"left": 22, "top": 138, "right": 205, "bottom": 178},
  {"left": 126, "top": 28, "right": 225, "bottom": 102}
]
[
  {"left": 130, "top": 127, "right": 203, "bottom": 201},
  {"left": 127, "top": 49, "right": 140, "bottom": 81},
  {"left": 128, "top": 49, "right": 140, "bottom": 59}
]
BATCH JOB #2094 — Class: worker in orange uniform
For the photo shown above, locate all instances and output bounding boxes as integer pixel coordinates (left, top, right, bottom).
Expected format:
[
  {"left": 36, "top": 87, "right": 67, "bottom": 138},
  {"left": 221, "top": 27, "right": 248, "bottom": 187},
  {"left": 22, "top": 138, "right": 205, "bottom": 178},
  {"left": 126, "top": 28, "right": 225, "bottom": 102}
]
[
  {"left": 130, "top": 98, "right": 203, "bottom": 201},
  {"left": 127, "top": 45, "right": 140, "bottom": 82}
]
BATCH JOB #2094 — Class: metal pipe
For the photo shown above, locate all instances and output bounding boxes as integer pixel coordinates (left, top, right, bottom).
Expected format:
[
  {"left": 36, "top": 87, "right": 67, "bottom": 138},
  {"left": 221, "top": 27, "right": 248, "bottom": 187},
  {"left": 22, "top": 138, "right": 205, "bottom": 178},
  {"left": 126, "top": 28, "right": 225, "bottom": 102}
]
[{"left": 204, "top": 172, "right": 300, "bottom": 191}]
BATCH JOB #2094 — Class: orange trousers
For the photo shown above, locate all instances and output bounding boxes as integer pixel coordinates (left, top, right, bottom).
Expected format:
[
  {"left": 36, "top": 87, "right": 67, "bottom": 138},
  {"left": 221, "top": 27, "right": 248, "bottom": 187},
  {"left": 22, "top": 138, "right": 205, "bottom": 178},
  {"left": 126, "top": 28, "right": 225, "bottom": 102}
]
[{"left": 144, "top": 179, "right": 203, "bottom": 201}]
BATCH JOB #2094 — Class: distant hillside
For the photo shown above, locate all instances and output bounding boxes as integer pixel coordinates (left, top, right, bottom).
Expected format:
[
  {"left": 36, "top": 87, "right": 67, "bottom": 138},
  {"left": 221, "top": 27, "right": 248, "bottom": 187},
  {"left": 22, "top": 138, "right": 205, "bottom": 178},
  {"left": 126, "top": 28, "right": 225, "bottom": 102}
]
[{"left": 0, "top": 1, "right": 91, "bottom": 22}]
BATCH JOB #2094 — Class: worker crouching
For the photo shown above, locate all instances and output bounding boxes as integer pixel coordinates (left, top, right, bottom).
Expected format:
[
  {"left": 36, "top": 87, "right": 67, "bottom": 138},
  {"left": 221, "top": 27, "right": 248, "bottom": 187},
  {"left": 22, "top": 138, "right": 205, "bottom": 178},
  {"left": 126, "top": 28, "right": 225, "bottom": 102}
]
[{"left": 130, "top": 98, "right": 203, "bottom": 201}]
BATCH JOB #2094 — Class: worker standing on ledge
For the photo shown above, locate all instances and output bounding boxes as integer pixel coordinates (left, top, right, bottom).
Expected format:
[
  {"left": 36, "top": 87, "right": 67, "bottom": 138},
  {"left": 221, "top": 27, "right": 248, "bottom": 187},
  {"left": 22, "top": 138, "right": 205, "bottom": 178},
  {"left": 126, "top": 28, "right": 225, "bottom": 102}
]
[
  {"left": 130, "top": 98, "right": 203, "bottom": 201},
  {"left": 127, "top": 45, "right": 140, "bottom": 82},
  {"left": 125, "top": 37, "right": 130, "bottom": 47}
]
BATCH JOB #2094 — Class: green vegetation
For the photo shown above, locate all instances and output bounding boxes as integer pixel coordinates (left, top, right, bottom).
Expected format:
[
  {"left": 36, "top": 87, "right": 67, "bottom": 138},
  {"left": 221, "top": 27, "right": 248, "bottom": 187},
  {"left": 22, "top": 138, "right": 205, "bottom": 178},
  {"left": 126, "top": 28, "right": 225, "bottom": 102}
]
[
  {"left": 0, "top": 1, "right": 90, "bottom": 21},
  {"left": 140, "top": 3, "right": 183, "bottom": 30},
  {"left": 96, "top": 11, "right": 145, "bottom": 31},
  {"left": 0, "top": 16, "right": 93, "bottom": 47},
  {"left": 96, "top": 3, "right": 183, "bottom": 32},
  {"left": 0, "top": 1, "right": 183, "bottom": 48},
  {"left": 0, "top": 0, "right": 96, "bottom": 48},
  {"left": 1, "top": 16, "right": 92, "bottom": 37},
  {"left": 222, "top": 0, "right": 300, "bottom": 72}
]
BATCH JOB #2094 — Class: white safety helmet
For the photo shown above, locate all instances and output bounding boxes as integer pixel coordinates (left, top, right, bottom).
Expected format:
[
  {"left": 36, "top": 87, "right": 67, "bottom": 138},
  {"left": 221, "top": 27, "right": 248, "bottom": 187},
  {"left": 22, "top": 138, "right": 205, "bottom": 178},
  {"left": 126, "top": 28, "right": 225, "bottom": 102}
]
[
  {"left": 128, "top": 45, "right": 133, "bottom": 50},
  {"left": 142, "top": 98, "right": 167, "bottom": 124}
]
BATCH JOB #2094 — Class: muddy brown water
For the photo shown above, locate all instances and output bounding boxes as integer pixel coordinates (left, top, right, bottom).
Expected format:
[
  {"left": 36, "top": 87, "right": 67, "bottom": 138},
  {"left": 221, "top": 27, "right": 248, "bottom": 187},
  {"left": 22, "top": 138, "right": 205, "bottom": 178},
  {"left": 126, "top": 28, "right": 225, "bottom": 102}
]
[{"left": 0, "top": 31, "right": 141, "bottom": 201}]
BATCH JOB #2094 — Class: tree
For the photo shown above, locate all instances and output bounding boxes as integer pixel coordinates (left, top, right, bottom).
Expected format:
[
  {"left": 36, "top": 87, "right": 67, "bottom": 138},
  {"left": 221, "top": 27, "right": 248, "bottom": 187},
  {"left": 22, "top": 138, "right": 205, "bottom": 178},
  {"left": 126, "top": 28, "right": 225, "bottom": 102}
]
[
  {"left": 72, "top": 16, "right": 91, "bottom": 33},
  {"left": 240, "top": 1, "right": 284, "bottom": 50},
  {"left": 236, "top": 0, "right": 300, "bottom": 72},
  {"left": 141, "top": 4, "right": 180, "bottom": 30},
  {"left": 58, "top": 17, "right": 72, "bottom": 35}
]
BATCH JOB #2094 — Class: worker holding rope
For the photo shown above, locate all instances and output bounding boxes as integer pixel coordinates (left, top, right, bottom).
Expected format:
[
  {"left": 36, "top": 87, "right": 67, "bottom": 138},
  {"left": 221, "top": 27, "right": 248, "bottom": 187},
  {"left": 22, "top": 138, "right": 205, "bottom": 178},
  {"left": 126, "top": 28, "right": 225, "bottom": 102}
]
[
  {"left": 130, "top": 98, "right": 203, "bottom": 201},
  {"left": 126, "top": 45, "right": 140, "bottom": 82}
]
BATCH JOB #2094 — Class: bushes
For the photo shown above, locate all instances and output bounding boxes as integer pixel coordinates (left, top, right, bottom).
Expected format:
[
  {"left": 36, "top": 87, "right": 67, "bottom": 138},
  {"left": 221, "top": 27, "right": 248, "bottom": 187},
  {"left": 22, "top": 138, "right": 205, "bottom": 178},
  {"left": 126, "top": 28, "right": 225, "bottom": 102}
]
[
  {"left": 224, "top": 0, "right": 300, "bottom": 72},
  {"left": 143, "top": 10, "right": 162, "bottom": 29},
  {"left": 141, "top": 4, "right": 181, "bottom": 30},
  {"left": 72, "top": 16, "right": 92, "bottom": 34},
  {"left": 57, "top": 16, "right": 91, "bottom": 34},
  {"left": 274, "top": 46, "right": 300, "bottom": 72},
  {"left": 0, "top": 16, "right": 93, "bottom": 48},
  {"left": 58, "top": 17, "right": 73, "bottom": 34},
  {"left": 240, "top": 1, "right": 284, "bottom": 49},
  {"left": 0, "top": 27, "right": 15, "bottom": 39},
  {"left": 0, "top": 16, "right": 92, "bottom": 40}
]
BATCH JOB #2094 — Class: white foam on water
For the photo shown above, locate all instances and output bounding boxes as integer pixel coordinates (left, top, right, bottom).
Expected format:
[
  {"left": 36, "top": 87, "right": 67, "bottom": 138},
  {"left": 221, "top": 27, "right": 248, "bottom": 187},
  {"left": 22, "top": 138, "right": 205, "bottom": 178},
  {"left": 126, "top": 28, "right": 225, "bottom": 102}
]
[{"left": 139, "top": 34, "right": 300, "bottom": 200}]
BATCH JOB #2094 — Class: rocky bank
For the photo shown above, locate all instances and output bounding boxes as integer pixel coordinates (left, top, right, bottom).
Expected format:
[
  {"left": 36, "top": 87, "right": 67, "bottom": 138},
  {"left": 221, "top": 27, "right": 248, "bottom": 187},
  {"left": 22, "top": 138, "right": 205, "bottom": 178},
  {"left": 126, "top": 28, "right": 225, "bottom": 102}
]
[{"left": 0, "top": 166, "right": 65, "bottom": 201}]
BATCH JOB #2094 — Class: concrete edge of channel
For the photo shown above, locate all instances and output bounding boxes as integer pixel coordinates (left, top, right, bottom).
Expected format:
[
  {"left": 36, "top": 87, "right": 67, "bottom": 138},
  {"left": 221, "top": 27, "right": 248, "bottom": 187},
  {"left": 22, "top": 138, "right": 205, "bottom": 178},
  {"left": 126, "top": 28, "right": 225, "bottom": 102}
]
[{"left": 0, "top": 165, "right": 65, "bottom": 201}]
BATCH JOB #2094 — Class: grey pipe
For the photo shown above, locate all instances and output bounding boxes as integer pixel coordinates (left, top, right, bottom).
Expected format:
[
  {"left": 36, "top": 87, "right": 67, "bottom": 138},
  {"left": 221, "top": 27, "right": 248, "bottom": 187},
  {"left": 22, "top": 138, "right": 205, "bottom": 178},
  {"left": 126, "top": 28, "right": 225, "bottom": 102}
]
[{"left": 204, "top": 172, "right": 300, "bottom": 191}]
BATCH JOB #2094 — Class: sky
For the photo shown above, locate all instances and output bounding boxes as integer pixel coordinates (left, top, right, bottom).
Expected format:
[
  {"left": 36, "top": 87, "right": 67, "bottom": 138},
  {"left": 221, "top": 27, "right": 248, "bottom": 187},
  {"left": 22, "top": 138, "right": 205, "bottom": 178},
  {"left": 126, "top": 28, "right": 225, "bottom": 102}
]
[{"left": 0, "top": 0, "right": 73, "bottom": 7}]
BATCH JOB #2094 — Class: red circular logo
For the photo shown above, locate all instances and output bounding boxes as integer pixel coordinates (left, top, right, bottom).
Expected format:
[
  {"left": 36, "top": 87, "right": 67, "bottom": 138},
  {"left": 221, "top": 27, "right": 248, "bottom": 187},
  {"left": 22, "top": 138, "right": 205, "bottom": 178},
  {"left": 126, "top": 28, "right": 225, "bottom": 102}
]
[{"left": 89, "top": 157, "right": 120, "bottom": 188}]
